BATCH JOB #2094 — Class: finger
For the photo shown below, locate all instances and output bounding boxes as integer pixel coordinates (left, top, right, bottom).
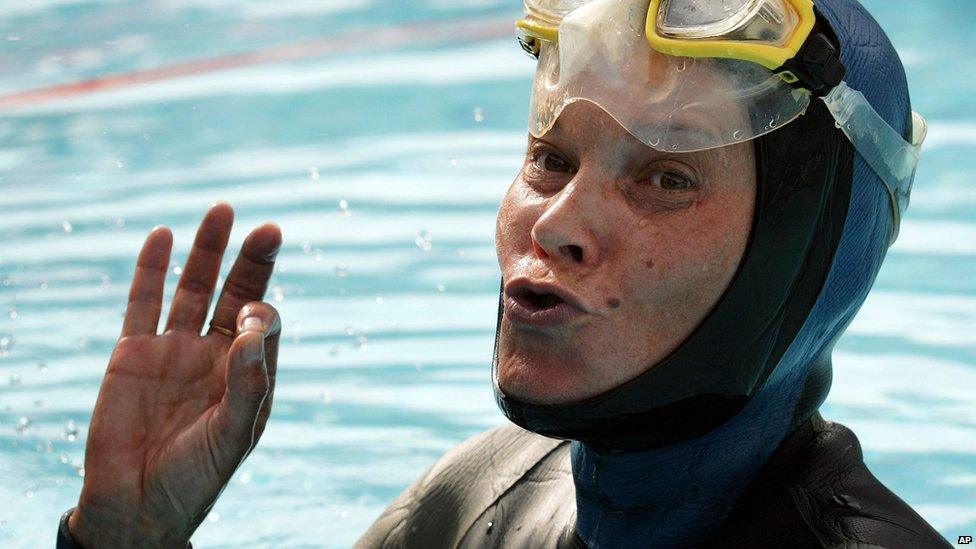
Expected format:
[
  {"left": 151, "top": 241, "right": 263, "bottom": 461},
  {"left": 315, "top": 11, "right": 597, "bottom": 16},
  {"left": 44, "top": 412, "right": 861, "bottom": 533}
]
[
  {"left": 211, "top": 330, "right": 269, "bottom": 471},
  {"left": 208, "top": 223, "right": 281, "bottom": 338},
  {"left": 235, "top": 303, "right": 281, "bottom": 437},
  {"left": 121, "top": 227, "right": 173, "bottom": 337},
  {"left": 165, "top": 204, "right": 234, "bottom": 333}
]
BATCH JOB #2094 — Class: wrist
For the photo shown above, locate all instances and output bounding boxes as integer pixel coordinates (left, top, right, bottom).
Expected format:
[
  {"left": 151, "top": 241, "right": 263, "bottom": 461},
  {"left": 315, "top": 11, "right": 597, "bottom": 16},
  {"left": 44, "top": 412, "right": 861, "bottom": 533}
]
[{"left": 69, "top": 504, "right": 191, "bottom": 549}]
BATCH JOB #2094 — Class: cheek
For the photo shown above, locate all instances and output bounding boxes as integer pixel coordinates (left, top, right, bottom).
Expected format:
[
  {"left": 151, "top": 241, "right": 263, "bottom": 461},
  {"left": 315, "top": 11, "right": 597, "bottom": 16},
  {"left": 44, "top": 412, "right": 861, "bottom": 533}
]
[
  {"left": 496, "top": 179, "right": 544, "bottom": 271},
  {"left": 622, "top": 195, "right": 753, "bottom": 311}
]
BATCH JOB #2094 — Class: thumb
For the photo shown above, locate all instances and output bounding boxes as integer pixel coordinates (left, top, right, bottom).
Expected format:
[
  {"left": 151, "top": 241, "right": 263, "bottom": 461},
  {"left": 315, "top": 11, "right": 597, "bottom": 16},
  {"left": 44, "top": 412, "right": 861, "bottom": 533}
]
[{"left": 213, "top": 329, "right": 269, "bottom": 468}]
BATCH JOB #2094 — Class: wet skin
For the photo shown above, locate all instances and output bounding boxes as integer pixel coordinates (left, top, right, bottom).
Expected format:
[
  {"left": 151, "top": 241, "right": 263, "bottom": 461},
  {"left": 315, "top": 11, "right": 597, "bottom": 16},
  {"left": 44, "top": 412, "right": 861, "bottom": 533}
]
[{"left": 495, "top": 101, "right": 756, "bottom": 405}]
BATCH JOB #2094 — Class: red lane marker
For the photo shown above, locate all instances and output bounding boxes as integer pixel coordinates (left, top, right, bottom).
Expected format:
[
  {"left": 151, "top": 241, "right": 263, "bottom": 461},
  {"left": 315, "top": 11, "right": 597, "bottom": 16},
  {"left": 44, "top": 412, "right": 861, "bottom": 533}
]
[{"left": 0, "top": 15, "right": 515, "bottom": 109}]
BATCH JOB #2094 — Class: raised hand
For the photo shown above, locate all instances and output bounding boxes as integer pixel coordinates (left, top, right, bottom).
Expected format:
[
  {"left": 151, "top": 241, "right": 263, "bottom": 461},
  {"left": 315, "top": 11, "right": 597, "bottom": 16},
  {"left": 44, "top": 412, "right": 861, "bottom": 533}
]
[{"left": 67, "top": 203, "right": 282, "bottom": 548}]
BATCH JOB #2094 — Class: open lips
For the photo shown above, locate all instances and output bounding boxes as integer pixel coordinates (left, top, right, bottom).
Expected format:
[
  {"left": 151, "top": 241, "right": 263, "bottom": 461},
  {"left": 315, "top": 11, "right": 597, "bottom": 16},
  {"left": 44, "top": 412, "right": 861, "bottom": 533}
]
[{"left": 503, "top": 279, "right": 593, "bottom": 328}]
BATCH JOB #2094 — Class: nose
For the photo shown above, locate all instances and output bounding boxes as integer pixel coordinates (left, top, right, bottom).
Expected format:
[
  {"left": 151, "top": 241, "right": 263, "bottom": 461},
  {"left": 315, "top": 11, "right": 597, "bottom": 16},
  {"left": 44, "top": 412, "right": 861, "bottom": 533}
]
[{"left": 530, "top": 181, "right": 601, "bottom": 267}]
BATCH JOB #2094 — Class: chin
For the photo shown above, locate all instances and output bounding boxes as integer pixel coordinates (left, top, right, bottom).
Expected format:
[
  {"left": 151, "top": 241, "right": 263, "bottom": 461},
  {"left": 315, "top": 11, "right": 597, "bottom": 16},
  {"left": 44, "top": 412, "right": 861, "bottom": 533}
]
[{"left": 496, "top": 324, "right": 591, "bottom": 405}]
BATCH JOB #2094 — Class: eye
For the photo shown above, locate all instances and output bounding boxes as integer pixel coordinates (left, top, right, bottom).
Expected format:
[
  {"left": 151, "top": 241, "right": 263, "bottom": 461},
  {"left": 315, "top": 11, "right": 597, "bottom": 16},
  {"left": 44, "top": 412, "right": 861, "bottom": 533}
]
[
  {"left": 650, "top": 170, "right": 695, "bottom": 191},
  {"left": 536, "top": 151, "right": 575, "bottom": 174}
]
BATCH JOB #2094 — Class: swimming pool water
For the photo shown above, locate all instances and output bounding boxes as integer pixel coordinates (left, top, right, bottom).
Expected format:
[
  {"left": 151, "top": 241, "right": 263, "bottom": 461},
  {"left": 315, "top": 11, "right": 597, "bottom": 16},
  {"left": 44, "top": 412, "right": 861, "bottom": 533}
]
[{"left": 1, "top": 1, "right": 974, "bottom": 546}]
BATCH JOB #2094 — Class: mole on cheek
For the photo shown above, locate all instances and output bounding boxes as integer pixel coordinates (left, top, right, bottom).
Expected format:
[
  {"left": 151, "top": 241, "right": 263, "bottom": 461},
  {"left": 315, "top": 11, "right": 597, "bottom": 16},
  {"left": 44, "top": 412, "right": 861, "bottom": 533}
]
[{"left": 607, "top": 298, "right": 621, "bottom": 308}]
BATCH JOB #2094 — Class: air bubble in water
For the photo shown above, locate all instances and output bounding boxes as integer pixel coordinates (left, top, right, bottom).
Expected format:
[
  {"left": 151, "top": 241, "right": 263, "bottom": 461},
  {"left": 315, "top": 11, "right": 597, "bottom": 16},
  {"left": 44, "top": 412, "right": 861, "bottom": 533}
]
[
  {"left": 473, "top": 107, "right": 485, "bottom": 123},
  {"left": 338, "top": 199, "right": 350, "bottom": 216},
  {"left": 62, "top": 221, "right": 73, "bottom": 233}
]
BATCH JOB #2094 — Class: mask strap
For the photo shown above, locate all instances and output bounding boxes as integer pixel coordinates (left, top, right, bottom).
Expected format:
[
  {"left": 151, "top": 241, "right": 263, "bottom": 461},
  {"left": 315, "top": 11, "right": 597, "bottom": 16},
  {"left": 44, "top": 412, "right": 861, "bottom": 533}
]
[{"left": 821, "top": 81, "right": 927, "bottom": 245}]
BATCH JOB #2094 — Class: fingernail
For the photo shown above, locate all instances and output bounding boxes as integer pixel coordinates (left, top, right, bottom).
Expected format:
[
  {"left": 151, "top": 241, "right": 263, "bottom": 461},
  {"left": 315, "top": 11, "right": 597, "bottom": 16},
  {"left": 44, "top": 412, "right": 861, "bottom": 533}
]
[
  {"left": 242, "top": 316, "right": 264, "bottom": 333},
  {"left": 263, "top": 245, "right": 281, "bottom": 262},
  {"left": 241, "top": 334, "right": 264, "bottom": 364}
]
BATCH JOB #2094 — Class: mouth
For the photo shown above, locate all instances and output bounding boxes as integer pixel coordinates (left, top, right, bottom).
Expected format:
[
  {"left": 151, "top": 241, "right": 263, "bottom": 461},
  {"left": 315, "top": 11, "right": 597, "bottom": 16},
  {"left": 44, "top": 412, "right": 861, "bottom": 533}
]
[{"left": 503, "top": 278, "right": 593, "bottom": 330}]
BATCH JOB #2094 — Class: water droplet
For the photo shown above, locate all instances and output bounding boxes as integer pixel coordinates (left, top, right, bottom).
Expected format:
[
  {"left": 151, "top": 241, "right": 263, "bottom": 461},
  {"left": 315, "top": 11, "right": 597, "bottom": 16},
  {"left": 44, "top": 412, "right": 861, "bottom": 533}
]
[
  {"left": 39, "top": 281, "right": 48, "bottom": 290},
  {"left": 338, "top": 199, "right": 350, "bottom": 216},
  {"left": 116, "top": 160, "right": 125, "bottom": 169},
  {"left": 486, "top": 521, "right": 494, "bottom": 535},
  {"left": 172, "top": 265, "right": 183, "bottom": 276},
  {"left": 374, "top": 295, "right": 384, "bottom": 304},
  {"left": 344, "top": 326, "right": 355, "bottom": 336},
  {"left": 732, "top": 130, "right": 743, "bottom": 140},
  {"left": 8, "top": 307, "right": 17, "bottom": 319},
  {"left": 449, "top": 158, "right": 459, "bottom": 167},
  {"left": 76, "top": 337, "right": 88, "bottom": 349},
  {"left": 309, "top": 166, "right": 320, "bottom": 180},
  {"left": 77, "top": 467, "right": 85, "bottom": 478},
  {"left": 272, "top": 286, "right": 285, "bottom": 303},
  {"left": 101, "top": 275, "right": 111, "bottom": 288},
  {"left": 768, "top": 118, "right": 778, "bottom": 129},
  {"left": 337, "top": 510, "right": 349, "bottom": 519},
  {"left": 114, "top": 218, "right": 125, "bottom": 227},
  {"left": 355, "top": 334, "right": 368, "bottom": 350},
  {"left": 301, "top": 241, "right": 312, "bottom": 254},
  {"left": 415, "top": 230, "right": 433, "bottom": 251},
  {"left": 1, "top": 276, "right": 10, "bottom": 286},
  {"left": 207, "top": 512, "right": 220, "bottom": 523},
  {"left": 64, "top": 420, "right": 78, "bottom": 442},
  {"left": 37, "top": 362, "right": 47, "bottom": 373},
  {"left": 60, "top": 453, "right": 69, "bottom": 464},
  {"left": 473, "top": 107, "right": 485, "bottom": 123},
  {"left": 649, "top": 137, "right": 661, "bottom": 147},
  {"left": 321, "top": 392, "right": 333, "bottom": 405},
  {"left": 436, "top": 283, "right": 446, "bottom": 293},
  {"left": 25, "top": 490, "right": 34, "bottom": 499},
  {"left": 1, "top": 336, "right": 13, "bottom": 356},
  {"left": 15, "top": 417, "right": 30, "bottom": 434},
  {"left": 61, "top": 221, "right": 73, "bottom": 233},
  {"left": 9, "top": 373, "right": 21, "bottom": 386},
  {"left": 314, "top": 249, "right": 323, "bottom": 262},
  {"left": 239, "top": 471, "right": 252, "bottom": 484},
  {"left": 675, "top": 59, "right": 687, "bottom": 72},
  {"left": 334, "top": 264, "right": 348, "bottom": 278}
]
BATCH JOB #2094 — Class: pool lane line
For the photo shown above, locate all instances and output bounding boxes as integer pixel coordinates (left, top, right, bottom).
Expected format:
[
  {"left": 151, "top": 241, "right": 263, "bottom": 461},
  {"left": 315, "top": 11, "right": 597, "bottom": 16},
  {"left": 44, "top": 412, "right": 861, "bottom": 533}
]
[{"left": 0, "top": 14, "right": 515, "bottom": 109}]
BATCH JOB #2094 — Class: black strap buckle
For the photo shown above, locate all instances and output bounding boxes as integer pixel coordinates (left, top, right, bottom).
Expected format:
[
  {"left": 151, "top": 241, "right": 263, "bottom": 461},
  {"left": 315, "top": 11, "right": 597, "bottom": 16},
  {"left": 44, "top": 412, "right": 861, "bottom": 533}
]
[{"left": 775, "top": 10, "right": 846, "bottom": 97}]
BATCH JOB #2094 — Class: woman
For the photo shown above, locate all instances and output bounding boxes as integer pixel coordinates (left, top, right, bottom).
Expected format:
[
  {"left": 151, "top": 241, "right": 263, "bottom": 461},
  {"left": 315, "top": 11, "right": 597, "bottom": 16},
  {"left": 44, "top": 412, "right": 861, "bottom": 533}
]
[{"left": 58, "top": 0, "right": 950, "bottom": 547}]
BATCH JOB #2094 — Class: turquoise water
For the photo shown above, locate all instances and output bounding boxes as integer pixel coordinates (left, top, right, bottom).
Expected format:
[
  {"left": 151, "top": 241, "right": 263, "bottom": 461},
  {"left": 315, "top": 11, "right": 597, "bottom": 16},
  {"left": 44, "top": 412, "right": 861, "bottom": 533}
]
[{"left": 0, "top": 1, "right": 974, "bottom": 546}]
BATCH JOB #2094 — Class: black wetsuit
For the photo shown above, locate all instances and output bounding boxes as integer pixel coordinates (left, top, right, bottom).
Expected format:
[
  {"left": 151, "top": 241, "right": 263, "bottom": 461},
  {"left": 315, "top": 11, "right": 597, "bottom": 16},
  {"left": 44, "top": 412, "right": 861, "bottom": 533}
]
[{"left": 357, "top": 415, "right": 951, "bottom": 548}]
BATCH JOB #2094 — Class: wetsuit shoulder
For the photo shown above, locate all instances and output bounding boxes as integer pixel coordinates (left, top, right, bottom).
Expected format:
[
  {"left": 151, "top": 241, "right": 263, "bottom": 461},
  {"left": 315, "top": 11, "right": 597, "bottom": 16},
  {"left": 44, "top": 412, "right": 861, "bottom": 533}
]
[
  {"left": 716, "top": 417, "right": 952, "bottom": 548},
  {"left": 355, "top": 423, "right": 571, "bottom": 549}
]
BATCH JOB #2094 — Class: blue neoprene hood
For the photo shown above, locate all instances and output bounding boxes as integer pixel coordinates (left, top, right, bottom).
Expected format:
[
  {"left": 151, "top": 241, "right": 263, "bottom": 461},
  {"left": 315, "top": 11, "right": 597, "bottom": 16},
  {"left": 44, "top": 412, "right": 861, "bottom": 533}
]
[{"left": 492, "top": 0, "right": 915, "bottom": 546}]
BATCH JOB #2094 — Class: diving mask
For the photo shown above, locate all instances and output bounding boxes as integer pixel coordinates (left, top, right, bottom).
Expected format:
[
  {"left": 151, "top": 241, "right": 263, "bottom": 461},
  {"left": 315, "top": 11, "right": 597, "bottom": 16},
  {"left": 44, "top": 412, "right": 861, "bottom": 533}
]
[{"left": 516, "top": 0, "right": 927, "bottom": 243}]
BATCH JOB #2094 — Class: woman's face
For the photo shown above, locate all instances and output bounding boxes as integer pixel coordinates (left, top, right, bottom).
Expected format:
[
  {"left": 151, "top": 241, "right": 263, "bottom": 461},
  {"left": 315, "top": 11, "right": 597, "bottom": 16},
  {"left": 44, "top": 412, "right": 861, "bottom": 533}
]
[{"left": 495, "top": 101, "right": 756, "bottom": 405}]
